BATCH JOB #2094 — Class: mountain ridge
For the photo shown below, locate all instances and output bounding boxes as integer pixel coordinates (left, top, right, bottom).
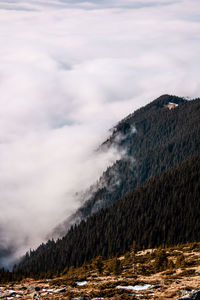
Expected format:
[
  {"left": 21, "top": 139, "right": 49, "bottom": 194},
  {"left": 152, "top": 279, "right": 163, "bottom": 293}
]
[{"left": 52, "top": 94, "right": 199, "bottom": 238}]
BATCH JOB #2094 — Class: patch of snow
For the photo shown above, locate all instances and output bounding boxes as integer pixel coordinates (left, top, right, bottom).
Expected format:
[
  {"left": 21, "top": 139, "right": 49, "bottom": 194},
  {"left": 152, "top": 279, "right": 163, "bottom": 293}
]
[
  {"left": 7, "top": 290, "right": 17, "bottom": 293},
  {"left": 76, "top": 281, "right": 87, "bottom": 286},
  {"left": 168, "top": 102, "right": 178, "bottom": 105},
  {"left": 116, "top": 284, "right": 152, "bottom": 291}
]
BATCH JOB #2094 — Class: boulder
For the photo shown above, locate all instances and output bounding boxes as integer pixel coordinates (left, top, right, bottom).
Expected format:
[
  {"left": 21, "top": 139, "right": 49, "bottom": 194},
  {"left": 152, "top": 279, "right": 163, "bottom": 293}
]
[
  {"left": 0, "top": 292, "right": 6, "bottom": 298},
  {"left": 177, "top": 290, "right": 200, "bottom": 300},
  {"left": 54, "top": 287, "right": 67, "bottom": 293},
  {"left": 71, "top": 298, "right": 89, "bottom": 300},
  {"left": 27, "top": 286, "right": 40, "bottom": 293},
  {"left": 7, "top": 290, "right": 17, "bottom": 297},
  {"left": 27, "top": 286, "right": 36, "bottom": 293},
  {"left": 30, "top": 291, "right": 40, "bottom": 299}
]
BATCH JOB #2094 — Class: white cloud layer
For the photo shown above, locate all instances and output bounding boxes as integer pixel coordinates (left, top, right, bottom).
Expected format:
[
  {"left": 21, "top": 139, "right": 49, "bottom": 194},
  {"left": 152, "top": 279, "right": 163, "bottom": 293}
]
[{"left": 0, "top": 0, "right": 200, "bottom": 266}]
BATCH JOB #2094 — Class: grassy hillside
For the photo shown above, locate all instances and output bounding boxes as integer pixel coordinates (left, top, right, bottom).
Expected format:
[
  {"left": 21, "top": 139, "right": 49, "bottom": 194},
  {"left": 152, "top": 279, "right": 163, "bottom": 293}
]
[{"left": 2, "top": 242, "right": 200, "bottom": 299}]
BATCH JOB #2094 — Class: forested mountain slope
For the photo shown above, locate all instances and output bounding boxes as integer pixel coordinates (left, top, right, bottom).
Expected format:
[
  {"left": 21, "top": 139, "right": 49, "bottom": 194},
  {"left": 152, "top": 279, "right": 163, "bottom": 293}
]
[
  {"left": 15, "top": 151, "right": 200, "bottom": 276},
  {"left": 53, "top": 95, "right": 200, "bottom": 237}
]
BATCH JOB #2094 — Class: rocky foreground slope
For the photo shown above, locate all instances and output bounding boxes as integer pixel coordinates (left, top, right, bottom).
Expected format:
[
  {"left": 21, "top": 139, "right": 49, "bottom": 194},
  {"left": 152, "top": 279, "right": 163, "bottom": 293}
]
[{"left": 1, "top": 242, "right": 200, "bottom": 299}]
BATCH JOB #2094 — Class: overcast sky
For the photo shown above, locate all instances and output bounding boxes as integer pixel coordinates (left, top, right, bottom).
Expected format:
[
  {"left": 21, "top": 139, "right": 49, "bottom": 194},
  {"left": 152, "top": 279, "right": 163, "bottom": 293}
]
[{"left": 0, "top": 0, "right": 200, "bottom": 266}]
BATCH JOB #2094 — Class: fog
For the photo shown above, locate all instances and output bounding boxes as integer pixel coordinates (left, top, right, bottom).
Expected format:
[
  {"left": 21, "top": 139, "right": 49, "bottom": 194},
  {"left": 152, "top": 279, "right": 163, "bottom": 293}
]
[{"left": 0, "top": 0, "right": 200, "bottom": 267}]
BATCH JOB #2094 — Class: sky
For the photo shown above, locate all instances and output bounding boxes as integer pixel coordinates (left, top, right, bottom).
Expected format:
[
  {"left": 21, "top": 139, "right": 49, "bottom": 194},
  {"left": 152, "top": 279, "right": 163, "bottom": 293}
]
[{"left": 0, "top": 0, "right": 200, "bottom": 266}]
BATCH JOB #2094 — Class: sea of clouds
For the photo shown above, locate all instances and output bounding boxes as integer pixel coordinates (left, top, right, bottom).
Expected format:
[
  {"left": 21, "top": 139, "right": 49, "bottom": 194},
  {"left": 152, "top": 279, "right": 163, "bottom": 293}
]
[{"left": 0, "top": 0, "right": 200, "bottom": 267}]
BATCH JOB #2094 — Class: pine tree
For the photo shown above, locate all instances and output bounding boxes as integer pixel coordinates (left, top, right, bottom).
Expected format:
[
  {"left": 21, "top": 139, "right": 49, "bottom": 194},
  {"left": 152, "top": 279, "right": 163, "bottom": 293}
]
[{"left": 92, "top": 256, "right": 104, "bottom": 275}]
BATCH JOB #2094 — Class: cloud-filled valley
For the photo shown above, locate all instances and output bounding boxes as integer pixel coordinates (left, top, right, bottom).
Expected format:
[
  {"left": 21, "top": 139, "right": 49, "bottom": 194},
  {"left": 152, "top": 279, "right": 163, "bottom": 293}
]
[{"left": 0, "top": 0, "right": 200, "bottom": 267}]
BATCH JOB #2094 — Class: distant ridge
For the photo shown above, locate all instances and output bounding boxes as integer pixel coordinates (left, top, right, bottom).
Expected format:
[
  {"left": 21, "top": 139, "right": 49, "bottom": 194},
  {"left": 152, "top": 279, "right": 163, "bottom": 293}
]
[{"left": 52, "top": 94, "right": 198, "bottom": 238}]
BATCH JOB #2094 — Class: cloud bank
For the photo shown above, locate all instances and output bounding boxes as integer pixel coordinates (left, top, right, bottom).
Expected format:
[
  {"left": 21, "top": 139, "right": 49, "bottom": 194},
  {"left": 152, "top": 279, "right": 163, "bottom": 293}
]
[{"left": 0, "top": 0, "right": 200, "bottom": 266}]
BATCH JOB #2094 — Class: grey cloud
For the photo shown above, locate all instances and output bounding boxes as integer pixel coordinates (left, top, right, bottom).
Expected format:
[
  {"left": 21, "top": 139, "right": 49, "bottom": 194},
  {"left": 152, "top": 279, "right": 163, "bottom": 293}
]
[{"left": 0, "top": 0, "right": 184, "bottom": 11}]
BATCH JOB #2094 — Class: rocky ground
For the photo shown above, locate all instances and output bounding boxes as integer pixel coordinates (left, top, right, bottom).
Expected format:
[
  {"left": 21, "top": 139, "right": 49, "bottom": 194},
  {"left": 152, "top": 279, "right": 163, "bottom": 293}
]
[
  {"left": 1, "top": 244, "right": 200, "bottom": 299},
  {"left": 1, "top": 275, "right": 200, "bottom": 299}
]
